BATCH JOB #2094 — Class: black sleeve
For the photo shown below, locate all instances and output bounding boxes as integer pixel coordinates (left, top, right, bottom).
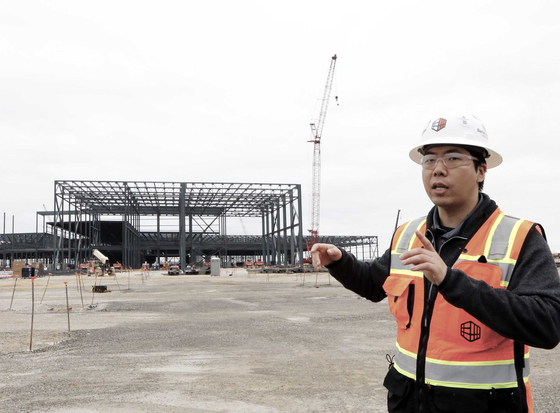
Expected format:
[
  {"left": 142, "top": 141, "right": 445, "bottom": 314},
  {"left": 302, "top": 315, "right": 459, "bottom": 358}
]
[
  {"left": 438, "top": 227, "right": 560, "bottom": 349},
  {"left": 325, "top": 246, "right": 392, "bottom": 303}
]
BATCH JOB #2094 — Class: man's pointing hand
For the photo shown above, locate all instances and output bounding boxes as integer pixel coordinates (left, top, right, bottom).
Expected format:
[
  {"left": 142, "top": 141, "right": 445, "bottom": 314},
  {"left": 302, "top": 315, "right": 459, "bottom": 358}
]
[{"left": 400, "top": 230, "right": 448, "bottom": 285}]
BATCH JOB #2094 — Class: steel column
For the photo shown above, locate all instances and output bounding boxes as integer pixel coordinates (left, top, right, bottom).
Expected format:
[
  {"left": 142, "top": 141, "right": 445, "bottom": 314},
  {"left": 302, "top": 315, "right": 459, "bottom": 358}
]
[
  {"left": 179, "top": 183, "right": 186, "bottom": 271},
  {"left": 297, "top": 184, "right": 304, "bottom": 270}
]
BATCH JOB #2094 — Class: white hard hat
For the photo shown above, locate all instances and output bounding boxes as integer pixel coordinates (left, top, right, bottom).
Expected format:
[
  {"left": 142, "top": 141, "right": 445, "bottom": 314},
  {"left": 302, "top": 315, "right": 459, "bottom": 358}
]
[{"left": 409, "top": 115, "right": 503, "bottom": 169}]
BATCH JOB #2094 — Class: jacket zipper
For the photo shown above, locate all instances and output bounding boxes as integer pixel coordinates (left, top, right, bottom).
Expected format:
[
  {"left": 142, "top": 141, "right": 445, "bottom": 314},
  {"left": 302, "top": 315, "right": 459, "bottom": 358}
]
[{"left": 417, "top": 230, "right": 468, "bottom": 410}]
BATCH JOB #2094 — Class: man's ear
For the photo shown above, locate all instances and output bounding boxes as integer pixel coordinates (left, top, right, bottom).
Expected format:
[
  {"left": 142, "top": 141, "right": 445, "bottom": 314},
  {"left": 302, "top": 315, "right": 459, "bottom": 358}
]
[{"left": 477, "top": 163, "right": 488, "bottom": 183}]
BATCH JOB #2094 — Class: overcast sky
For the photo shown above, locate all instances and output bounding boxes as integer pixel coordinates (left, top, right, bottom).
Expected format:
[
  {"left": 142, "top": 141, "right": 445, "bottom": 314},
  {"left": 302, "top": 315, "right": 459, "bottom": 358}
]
[{"left": 1, "top": 1, "right": 560, "bottom": 254}]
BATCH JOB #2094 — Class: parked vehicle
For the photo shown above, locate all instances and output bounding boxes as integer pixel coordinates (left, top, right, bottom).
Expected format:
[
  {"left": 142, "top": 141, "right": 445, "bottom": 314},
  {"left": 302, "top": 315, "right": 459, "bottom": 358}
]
[
  {"left": 167, "top": 265, "right": 180, "bottom": 275},
  {"left": 184, "top": 266, "right": 199, "bottom": 275}
]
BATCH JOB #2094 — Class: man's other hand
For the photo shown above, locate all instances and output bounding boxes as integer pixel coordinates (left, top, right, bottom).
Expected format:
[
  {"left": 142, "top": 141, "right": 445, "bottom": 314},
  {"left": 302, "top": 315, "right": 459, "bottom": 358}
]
[{"left": 310, "top": 243, "right": 342, "bottom": 271}]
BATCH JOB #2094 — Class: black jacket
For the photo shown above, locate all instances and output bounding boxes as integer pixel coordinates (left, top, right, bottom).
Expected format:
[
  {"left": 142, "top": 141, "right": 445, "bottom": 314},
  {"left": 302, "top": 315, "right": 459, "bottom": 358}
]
[{"left": 326, "top": 193, "right": 560, "bottom": 413}]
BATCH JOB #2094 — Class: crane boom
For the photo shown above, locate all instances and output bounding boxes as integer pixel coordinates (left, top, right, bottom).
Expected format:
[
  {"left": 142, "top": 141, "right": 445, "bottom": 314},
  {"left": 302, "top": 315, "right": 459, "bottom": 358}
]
[{"left": 308, "top": 54, "right": 337, "bottom": 249}]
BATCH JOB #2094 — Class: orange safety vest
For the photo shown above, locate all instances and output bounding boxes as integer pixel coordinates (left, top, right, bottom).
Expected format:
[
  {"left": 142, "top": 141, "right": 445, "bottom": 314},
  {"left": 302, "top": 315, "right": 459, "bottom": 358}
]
[{"left": 383, "top": 208, "right": 535, "bottom": 412}]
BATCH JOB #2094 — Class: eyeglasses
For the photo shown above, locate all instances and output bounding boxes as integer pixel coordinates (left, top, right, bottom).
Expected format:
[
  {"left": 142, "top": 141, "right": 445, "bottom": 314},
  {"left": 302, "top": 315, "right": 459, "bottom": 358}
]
[{"left": 420, "top": 153, "right": 480, "bottom": 170}]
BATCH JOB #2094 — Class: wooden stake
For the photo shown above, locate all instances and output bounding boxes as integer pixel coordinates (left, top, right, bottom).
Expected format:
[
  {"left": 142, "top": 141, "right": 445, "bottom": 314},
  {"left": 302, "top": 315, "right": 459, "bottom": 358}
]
[
  {"left": 77, "top": 274, "right": 84, "bottom": 308},
  {"left": 30, "top": 277, "right": 36, "bottom": 351},
  {"left": 40, "top": 272, "right": 52, "bottom": 304},
  {"left": 91, "top": 270, "right": 99, "bottom": 306},
  {"left": 9, "top": 277, "right": 17, "bottom": 310},
  {"left": 80, "top": 273, "right": 86, "bottom": 296},
  {"left": 114, "top": 273, "right": 121, "bottom": 291},
  {"left": 64, "top": 282, "right": 71, "bottom": 332}
]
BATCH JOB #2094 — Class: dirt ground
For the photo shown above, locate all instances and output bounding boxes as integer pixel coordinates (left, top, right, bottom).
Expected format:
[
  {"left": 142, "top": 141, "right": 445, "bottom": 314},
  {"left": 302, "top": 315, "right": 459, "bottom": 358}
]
[{"left": 1, "top": 270, "right": 559, "bottom": 413}]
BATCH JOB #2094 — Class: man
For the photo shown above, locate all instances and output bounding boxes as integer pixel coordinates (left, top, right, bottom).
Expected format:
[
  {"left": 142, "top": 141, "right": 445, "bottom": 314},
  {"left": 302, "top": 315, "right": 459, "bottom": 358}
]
[{"left": 311, "top": 115, "right": 560, "bottom": 413}]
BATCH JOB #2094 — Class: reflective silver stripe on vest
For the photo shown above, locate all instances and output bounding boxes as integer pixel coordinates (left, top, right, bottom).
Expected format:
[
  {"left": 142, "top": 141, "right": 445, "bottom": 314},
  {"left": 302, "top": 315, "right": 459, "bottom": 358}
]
[
  {"left": 455, "top": 214, "right": 524, "bottom": 286},
  {"left": 494, "top": 262, "right": 515, "bottom": 286},
  {"left": 524, "top": 357, "right": 530, "bottom": 382},
  {"left": 394, "top": 346, "right": 417, "bottom": 377},
  {"left": 394, "top": 346, "right": 530, "bottom": 389},
  {"left": 395, "top": 217, "right": 426, "bottom": 254},
  {"left": 390, "top": 257, "right": 419, "bottom": 272},
  {"left": 488, "top": 214, "right": 519, "bottom": 260},
  {"left": 488, "top": 215, "right": 524, "bottom": 285}
]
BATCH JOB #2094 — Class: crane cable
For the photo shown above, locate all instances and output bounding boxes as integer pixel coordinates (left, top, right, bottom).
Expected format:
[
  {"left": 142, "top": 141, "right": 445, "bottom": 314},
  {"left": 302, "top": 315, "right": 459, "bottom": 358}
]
[{"left": 334, "top": 66, "right": 340, "bottom": 106}]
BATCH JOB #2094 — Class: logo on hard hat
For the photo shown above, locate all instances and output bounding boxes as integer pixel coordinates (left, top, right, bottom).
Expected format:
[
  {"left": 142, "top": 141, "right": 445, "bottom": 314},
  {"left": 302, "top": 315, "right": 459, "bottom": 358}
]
[
  {"left": 477, "top": 127, "right": 488, "bottom": 139},
  {"left": 431, "top": 118, "right": 447, "bottom": 132}
]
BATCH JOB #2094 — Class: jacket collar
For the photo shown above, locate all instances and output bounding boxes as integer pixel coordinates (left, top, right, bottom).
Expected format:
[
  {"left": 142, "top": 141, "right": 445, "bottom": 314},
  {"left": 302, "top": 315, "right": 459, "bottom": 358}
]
[{"left": 426, "top": 192, "right": 498, "bottom": 243}]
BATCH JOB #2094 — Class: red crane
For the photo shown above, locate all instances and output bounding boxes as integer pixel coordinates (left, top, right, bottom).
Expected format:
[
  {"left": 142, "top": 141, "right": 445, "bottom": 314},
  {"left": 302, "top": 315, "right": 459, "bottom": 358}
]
[{"left": 308, "top": 54, "right": 337, "bottom": 250}]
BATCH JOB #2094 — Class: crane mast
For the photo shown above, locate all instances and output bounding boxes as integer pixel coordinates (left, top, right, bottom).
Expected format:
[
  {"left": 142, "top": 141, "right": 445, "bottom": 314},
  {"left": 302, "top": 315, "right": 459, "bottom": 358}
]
[{"left": 308, "top": 54, "right": 337, "bottom": 249}]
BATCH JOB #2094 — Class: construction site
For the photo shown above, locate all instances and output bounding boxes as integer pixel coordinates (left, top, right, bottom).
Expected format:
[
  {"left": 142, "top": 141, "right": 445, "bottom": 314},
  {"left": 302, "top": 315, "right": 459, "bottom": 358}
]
[
  {"left": 0, "top": 54, "right": 398, "bottom": 412},
  {"left": 0, "top": 180, "right": 379, "bottom": 276},
  {"left": 2, "top": 52, "right": 560, "bottom": 413}
]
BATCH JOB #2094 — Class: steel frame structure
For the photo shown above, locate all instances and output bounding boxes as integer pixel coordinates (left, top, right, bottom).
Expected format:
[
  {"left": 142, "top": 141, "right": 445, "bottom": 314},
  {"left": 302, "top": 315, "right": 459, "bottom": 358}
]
[
  {"left": 0, "top": 233, "right": 379, "bottom": 270},
  {"left": 318, "top": 235, "right": 379, "bottom": 261},
  {"left": 47, "top": 181, "right": 306, "bottom": 271},
  {"left": 1, "top": 181, "right": 380, "bottom": 270},
  {"left": 0, "top": 233, "right": 56, "bottom": 268}
]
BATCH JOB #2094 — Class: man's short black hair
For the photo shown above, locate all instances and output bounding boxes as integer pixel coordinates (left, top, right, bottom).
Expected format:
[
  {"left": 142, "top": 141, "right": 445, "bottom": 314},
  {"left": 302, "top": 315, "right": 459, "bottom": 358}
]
[{"left": 464, "top": 146, "right": 487, "bottom": 192}]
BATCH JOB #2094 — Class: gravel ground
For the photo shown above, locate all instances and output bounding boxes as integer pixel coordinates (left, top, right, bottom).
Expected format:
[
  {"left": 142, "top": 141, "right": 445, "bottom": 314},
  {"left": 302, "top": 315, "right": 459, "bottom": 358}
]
[{"left": 1, "top": 271, "right": 559, "bottom": 413}]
